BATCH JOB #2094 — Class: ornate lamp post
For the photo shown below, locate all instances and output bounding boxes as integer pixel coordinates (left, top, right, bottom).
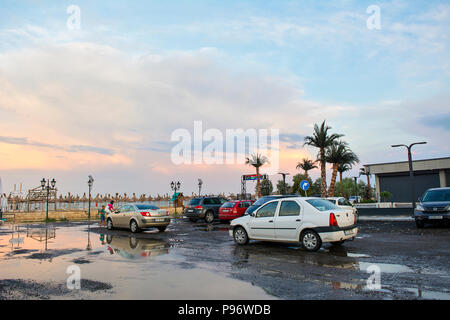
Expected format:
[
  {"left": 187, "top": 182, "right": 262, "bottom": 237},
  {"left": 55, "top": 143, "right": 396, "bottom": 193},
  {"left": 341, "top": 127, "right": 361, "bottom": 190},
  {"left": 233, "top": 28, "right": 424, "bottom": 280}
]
[
  {"left": 41, "top": 178, "right": 56, "bottom": 222},
  {"left": 198, "top": 179, "right": 203, "bottom": 197},
  {"left": 87, "top": 175, "right": 94, "bottom": 220},
  {"left": 391, "top": 142, "right": 427, "bottom": 215},
  {"left": 171, "top": 181, "right": 181, "bottom": 214}
]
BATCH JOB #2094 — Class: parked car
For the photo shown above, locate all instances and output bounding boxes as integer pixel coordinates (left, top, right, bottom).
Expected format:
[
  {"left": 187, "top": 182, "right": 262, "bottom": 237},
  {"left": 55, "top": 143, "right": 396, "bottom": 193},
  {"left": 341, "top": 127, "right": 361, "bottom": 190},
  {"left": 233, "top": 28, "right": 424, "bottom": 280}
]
[
  {"left": 184, "top": 197, "right": 228, "bottom": 223},
  {"left": 326, "top": 197, "right": 358, "bottom": 215},
  {"left": 245, "top": 194, "right": 298, "bottom": 215},
  {"left": 230, "top": 197, "right": 358, "bottom": 252},
  {"left": 414, "top": 187, "right": 450, "bottom": 228},
  {"left": 219, "top": 200, "right": 254, "bottom": 221},
  {"left": 106, "top": 203, "right": 171, "bottom": 233},
  {"left": 348, "top": 196, "right": 361, "bottom": 204}
]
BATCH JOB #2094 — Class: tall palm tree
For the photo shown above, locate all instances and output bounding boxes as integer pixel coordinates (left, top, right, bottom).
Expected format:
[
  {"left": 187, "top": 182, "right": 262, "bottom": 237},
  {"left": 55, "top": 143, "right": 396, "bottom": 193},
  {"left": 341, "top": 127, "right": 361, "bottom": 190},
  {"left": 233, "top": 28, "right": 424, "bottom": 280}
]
[
  {"left": 359, "top": 167, "right": 372, "bottom": 199},
  {"left": 326, "top": 142, "right": 359, "bottom": 197},
  {"left": 304, "top": 121, "right": 343, "bottom": 197},
  {"left": 296, "top": 158, "right": 318, "bottom": 179},
  {"left": 246, "top": 153, "right": 269, "bottom": 198},
  {"left": 337, "top": 163, "right": 352, "bottom": 196}
]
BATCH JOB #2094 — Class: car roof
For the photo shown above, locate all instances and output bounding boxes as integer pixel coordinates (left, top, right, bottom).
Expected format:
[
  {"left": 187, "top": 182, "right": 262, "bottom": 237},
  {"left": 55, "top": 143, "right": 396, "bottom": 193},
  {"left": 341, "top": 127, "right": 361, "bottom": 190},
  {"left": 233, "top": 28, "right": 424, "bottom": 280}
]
[{"left": 426, "top": 187, "right": 450, "bottom": 191}]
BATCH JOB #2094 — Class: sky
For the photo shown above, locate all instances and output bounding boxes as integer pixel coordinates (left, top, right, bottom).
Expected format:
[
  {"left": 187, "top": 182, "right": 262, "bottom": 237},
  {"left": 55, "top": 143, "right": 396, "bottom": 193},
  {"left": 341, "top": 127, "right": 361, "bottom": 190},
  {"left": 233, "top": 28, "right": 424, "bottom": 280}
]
[{"left": 0, "top": 0, "right": 449, "bottom": 196}]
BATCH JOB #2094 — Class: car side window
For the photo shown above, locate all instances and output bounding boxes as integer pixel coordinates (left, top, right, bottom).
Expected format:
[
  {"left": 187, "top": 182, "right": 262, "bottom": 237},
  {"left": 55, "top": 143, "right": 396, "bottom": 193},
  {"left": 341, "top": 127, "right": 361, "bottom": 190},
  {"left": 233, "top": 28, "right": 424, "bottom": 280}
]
[
  {"left": 256, "top": 202, "right": 278, "bottom": 218},
  {"left": 118, "top": 205, "right": 126, "bottom": 213},
  {"left": 203, "top": 198, "right": 212, "bottom": 205},
  {"left": 279, "top": 201, "right": 301, "bottom": 217}
]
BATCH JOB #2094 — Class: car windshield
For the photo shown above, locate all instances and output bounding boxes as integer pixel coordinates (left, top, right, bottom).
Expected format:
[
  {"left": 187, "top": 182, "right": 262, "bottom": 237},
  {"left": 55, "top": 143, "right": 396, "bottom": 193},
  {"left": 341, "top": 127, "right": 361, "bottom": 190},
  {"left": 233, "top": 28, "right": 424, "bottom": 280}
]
[
  {"left": 422, "top": 190, "right": 450, "bottom": 202},
  {"left": 222, "top": 202, "right": 235, "bottom": 208},
  {"left": 252, "top": 197, "right": 276, "bottom": 206},
  {"left": 188, "top": 198, "right": 201, "bottom": 205},
  {"left": 306, "top": 199, "right": 339, "bottom": 211},
  {"left": 135, "top": 205, "right": 159, "bottom": 210}
]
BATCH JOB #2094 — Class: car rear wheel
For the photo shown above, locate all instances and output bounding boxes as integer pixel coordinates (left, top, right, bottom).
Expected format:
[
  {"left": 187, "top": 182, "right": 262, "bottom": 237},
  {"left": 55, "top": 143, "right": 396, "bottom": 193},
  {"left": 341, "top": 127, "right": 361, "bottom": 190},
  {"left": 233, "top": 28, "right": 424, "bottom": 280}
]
[
  {"left": 415, "top": 219, "right": 425, "bottom": 229},
  {"left": 233, "top": 226, "right": 249, "bottom": 245},
  {"left": 157, "top": 226, "right": 167, "bottom": 232},
  {"left": 205, "top": 211, "right": 214, "bottom": 224},
  {"left": 130, "top": 220, "right": 140, "bottom": 233},
  {"left": 301, "top": 230, "right": 322, "bottom": 252},
  {"left": 107, "top": 218, "right": 113, "bottom": 230}
]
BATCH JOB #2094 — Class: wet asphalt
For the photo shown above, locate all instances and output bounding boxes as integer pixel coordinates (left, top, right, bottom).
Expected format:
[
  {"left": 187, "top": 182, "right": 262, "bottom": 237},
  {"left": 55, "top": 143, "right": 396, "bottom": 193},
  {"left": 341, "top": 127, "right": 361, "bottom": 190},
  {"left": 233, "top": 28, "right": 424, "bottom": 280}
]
[{"left": 0, "top": 218, "right": 449, "bottom": 300}]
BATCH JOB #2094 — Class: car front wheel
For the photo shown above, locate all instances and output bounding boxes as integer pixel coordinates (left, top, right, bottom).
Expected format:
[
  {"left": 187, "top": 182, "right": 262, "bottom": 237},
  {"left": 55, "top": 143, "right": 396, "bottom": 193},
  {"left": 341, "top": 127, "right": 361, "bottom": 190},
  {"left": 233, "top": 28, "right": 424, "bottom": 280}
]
[
  {"left": 130, "top": 220, "right": 140, "bottom": 233},
  {"left": 107, "top": 218, "right": 113, "bottom": 230},
  {"left": 415, "top": 219, "right": 425, "bottom": 229},
  {"left": 301, "top": 230, "right": 322, "bottom": 252},
  {"left": 157, "top": 226, "right": 167, "bottom": 232},
  {"left": 233, "top": 226, "right": 249, "bottom": 245}
]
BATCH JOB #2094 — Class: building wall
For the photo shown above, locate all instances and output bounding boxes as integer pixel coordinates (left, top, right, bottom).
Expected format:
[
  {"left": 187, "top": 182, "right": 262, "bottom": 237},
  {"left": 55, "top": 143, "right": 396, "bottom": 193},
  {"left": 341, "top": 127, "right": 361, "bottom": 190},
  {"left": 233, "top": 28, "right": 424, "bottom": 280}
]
[{"left": 378, "top": 171, "right": 440, "bottom": 202}]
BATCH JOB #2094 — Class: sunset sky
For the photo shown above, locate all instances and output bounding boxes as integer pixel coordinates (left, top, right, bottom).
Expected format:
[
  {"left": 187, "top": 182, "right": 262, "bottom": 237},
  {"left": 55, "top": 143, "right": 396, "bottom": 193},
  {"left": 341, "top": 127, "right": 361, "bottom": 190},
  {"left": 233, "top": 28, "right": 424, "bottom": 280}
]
[{"left": 0, "top": 0, "right": 449, "bottom": 196}]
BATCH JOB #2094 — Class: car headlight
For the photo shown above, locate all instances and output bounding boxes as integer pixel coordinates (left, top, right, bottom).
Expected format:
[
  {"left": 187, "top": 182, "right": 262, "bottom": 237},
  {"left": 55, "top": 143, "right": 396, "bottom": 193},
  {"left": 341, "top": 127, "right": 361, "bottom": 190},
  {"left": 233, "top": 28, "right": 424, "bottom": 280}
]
[{"left": 416, "top": 204, "right": 425, "bottom": 211}]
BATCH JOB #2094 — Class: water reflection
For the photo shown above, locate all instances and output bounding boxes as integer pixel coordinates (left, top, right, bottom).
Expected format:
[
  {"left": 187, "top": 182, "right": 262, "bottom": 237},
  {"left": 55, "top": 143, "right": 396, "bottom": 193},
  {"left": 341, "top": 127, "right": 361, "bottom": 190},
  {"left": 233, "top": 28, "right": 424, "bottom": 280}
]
[{"left": 103, "top": 234, "right": 169, "bottom": 259}]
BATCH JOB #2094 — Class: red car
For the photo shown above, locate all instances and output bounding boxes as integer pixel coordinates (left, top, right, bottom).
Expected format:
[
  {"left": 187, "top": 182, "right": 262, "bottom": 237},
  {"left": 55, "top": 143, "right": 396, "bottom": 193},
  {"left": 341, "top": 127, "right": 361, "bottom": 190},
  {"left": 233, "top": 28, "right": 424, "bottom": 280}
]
[{"left": 219, "top": 200, "right": 254, "bottom": 221}]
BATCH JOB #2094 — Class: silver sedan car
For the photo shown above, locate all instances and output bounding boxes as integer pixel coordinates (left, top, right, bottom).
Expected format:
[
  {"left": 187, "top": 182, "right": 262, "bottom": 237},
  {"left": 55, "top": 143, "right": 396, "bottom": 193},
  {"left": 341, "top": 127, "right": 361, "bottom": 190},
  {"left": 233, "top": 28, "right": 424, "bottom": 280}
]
[{"left": 106, "top": 203, "right": 171, "bottom": 233}]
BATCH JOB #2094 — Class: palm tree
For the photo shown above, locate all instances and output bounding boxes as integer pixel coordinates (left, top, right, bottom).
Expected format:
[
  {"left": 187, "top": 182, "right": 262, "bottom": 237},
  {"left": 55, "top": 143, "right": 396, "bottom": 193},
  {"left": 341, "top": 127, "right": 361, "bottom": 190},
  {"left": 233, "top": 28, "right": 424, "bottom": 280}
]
[
  {"left": 304, "top": 121, "right": 343, "bottom": 197},
  {"left": 246, "top": 153, "right": 269, "bottom": 198},
  {"left": 296, "top": 158, "right": 318, "bottom": 179},
  {"left": 359, "top": 167, "right": 372, "bottom": 200},
  {"left": 326, "top": 142, "right": 359, "bottom": 197},
  {"left": 337, "top": 163, "right": 352, "bottom": 196}
]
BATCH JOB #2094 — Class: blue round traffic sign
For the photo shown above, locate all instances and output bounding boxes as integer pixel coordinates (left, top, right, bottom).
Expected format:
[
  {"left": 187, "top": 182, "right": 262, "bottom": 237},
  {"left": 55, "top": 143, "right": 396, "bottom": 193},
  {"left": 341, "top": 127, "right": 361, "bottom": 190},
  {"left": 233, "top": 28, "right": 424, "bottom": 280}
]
[{"left": 300, "top": 180, "right": 310, "bottom": 191}]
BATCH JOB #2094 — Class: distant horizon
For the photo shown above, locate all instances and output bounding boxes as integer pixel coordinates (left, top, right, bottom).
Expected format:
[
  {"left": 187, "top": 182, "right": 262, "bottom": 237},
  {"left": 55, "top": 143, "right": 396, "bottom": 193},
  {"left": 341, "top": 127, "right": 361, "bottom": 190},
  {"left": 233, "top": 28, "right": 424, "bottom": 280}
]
[{"left": 1, "top": 1, "right": 449, "bottom": 197}]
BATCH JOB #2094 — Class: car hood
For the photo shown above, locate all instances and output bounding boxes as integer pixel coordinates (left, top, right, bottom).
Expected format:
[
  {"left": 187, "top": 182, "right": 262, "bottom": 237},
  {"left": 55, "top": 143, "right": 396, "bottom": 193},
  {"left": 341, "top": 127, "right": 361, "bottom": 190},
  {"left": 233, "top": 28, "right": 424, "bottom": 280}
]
[
  {"left": 420, "top": 201, "right": 450, "bottom": 208},
  {"left": 231, "top": 215, "right": 250, "bottom": 225}
]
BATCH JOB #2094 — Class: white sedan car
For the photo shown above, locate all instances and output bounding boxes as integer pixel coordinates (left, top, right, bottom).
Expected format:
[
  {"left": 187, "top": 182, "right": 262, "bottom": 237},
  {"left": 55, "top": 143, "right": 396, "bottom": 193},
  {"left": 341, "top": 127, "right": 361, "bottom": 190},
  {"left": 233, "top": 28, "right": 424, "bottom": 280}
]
[
  {"left": 326, "top": 197, "right": 358, "bottom": 215},
  {"left": 229, "top": 197, "right": 358, "bottom": 252}
]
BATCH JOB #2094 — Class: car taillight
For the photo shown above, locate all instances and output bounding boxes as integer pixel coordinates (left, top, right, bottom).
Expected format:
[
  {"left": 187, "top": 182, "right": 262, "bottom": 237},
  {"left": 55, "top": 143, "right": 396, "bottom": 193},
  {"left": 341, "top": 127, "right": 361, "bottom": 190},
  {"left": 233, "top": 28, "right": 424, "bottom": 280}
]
[
  {"left": 233, "top": 208, "right": 237, "bottom": 214},
  {"left": 329, "top": 213, "right": 338, "bottom": 227},
  {"left": 195, "top": 205, "right": 203, "bottom": 209},
  {"left": 166, "top": 211, "right": 169, "bottom": 216},
  {"left": 140, "top": 212, "right": 151, "bottom": 217}
]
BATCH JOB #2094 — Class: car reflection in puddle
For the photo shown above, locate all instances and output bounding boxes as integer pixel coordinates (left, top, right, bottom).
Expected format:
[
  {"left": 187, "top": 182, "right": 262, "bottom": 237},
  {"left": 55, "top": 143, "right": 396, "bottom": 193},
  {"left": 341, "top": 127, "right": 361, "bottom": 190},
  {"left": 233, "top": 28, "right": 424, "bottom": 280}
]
[{"left": 104, "top": 234, "right": 170, "bottom": 259}]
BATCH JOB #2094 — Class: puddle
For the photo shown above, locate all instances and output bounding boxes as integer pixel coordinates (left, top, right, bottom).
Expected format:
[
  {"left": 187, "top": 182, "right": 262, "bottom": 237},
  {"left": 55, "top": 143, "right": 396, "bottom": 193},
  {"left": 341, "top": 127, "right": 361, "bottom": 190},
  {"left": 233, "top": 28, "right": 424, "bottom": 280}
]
[
  {"left": 405, "top": 287, "right": 450, "bottom": 300},
  {"left": 347, "top": 253, "right": 371, "bottom": 258},
  {"left": 0, "top": 223, "right": 273, "bottom": 300},
  {"left": 359, "top": 262, "right": 413, "bottom": 273}
]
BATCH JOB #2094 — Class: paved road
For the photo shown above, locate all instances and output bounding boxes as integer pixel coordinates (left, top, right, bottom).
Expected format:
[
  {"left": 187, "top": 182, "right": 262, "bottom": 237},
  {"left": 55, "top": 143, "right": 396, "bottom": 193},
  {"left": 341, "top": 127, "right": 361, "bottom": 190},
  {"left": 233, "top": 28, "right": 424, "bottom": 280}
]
[{"left": 0, "top": 219, "right": 449, "bottom": 299}]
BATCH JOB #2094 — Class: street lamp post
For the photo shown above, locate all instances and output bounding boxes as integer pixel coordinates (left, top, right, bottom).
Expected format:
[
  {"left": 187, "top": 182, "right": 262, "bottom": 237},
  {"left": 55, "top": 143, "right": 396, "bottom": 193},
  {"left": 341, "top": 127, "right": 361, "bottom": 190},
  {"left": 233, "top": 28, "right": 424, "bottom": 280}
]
[
  {"left": 41, "top": 178, "right": 56, "bottom": 222},
  {"left": 88, "top": 175, "right": 94, "bottom": 221},
  {"left": 171, "top": 181, "right": 181, "bottom": 214},
  {"left": 198, "top": 179, "right": 203, "bottom": 197},
  {"left": 278, "top": 173, "right": 290, "bottom": 195},
  {"left": 391, "top": 142, "right": 427, "bottom": 215}
]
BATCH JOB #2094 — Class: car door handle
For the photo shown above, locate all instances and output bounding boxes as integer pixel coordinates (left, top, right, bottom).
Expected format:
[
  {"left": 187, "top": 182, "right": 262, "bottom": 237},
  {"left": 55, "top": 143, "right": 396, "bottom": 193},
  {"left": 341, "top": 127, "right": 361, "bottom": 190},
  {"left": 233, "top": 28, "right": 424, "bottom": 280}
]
[
  {"left": 268, "top": 220, "right": 273, "bottom": 223},
  {"left": 296, "top": 219, "right": 301, "bottom": 222}
]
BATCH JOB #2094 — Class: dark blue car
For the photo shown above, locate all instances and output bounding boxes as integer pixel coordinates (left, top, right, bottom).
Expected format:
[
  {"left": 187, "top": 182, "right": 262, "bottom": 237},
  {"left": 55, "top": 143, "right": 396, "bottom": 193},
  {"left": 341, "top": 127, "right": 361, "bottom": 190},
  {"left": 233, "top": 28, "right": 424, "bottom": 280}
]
[{"left": 414, "top": 187, "right": 450, "bottom": 228}]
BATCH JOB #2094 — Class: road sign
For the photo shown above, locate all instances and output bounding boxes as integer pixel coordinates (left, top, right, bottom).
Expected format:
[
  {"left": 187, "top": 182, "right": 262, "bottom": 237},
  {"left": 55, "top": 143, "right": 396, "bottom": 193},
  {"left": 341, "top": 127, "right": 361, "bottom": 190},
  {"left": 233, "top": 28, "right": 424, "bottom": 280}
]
[{"left": 300, "top": 180, "right": 310, "bottom": 191}]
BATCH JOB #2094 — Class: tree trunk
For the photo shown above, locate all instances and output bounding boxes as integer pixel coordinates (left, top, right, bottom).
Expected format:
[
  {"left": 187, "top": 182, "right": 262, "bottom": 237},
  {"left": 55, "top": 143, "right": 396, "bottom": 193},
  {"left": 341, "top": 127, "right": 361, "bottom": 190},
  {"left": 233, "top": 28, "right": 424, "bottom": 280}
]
[
  {"left": 339, "top": 171, "right": 343, "bottom": 196},
  {"left": 366, "top": 174, "right": 371, "bottom": 199},
  {"left": 328, "top": 163, "right": 338, "bottom": 197},
  {"left": 320, "top": 154, "right": 327, "bottom": 198},
  {"left": 256, "top": 167, "right": 261, "bottom": 198}
]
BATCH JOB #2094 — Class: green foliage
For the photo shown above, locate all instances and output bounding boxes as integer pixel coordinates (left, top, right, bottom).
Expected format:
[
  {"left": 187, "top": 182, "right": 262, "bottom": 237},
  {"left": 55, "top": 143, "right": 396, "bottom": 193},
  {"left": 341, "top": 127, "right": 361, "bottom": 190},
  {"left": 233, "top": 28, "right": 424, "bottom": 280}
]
[
  {"left": 380, "top": 191, "right": 392, "bottom": 202},
  {"left": 334, "top": 178, "right": 367, "bottom": 198},
  {"left": 259, "top": 179, "right": 274, "bottom": 196},
  {"left": 276, "top": 180, "right": 291, "bottom": 195}
]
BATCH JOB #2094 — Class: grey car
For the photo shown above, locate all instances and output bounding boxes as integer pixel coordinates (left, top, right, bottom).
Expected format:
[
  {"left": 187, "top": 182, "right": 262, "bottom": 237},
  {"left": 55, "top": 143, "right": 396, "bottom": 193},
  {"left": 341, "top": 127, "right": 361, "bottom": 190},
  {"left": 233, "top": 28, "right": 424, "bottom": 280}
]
[
  {"left": 184, "top": 197, "right": 228, "bottom": 223},
  {"left": 107, "top": 203, "right": 171, "bottom": 233},
  {"left": 414, "top": 187, "right": 450, "bottom": 228}
]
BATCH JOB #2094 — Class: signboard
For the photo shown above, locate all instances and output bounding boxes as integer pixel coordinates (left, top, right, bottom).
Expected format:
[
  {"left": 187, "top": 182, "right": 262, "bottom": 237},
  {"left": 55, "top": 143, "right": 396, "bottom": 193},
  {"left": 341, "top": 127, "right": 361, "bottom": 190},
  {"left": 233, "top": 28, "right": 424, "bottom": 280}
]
[
  {"left": 300, "top": 180, "right": 310, "bottom": 191},
  {"left": 243, "top": 174, "right": 268, "bottom": 181}
]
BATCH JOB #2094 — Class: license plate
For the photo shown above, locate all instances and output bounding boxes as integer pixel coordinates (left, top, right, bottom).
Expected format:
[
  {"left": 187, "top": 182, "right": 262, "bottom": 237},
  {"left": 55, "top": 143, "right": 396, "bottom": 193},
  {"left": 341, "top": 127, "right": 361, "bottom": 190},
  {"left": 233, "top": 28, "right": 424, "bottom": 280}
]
[
  {"left": 155, "top": 218, "right": 165, "bottom": 222},
  {"left": 429, "top": 216, "right": 443, "bottom": 220},
  {"left": 187, "top": 209, "right": 193, "bottom": 212},
  {"left": 344, "top": 229, "right": 355, "bottom": 235}
]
